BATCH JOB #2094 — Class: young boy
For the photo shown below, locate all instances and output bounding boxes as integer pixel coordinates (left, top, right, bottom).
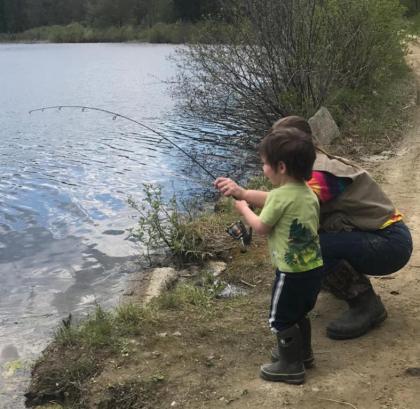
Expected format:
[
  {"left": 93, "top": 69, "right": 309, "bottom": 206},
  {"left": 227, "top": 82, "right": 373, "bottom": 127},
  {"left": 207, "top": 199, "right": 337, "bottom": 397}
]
[{"left": 214, "top": 126, "right": 324, "bottom": 384}]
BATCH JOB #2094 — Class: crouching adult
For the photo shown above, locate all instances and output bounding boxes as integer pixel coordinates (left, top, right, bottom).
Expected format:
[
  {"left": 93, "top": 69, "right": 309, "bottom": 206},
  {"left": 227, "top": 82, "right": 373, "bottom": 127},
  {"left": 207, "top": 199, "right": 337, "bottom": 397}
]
[{"left": 217, "top": 115, "right": 413, "bottom": 340}]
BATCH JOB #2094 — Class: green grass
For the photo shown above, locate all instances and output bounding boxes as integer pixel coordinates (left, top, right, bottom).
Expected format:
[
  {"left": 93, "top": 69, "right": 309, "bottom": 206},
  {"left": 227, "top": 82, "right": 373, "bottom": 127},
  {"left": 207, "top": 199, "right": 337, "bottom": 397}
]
[
  {"left": 55, "top": 304, "right": 158, "bottom": 350},
  {"left": 327, "top": 64, "right": 415, "bottom": 151},
  {"left": 27, "top": 265, "right": 240, "bottom": 407},
  {"left": 114, "top": 303, "right": 157, "bottom": 336},
  {"left": 406, "top": 13, "right": 420, "bottom": 35}
]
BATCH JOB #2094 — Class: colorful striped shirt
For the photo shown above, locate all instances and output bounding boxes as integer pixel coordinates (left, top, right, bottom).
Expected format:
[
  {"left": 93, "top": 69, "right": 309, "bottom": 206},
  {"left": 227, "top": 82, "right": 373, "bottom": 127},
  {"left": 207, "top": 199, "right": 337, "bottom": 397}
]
[
  {"left": 307, "top": 171, "right": 402, "bottom": 229},
  {"left": 307, "top": 171, "right": 350, "bottom": 203}
]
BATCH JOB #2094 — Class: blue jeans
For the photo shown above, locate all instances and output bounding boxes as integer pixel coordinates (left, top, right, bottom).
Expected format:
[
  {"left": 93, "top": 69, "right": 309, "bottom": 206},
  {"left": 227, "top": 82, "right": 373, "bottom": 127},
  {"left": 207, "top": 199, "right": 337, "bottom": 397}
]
[{"left": 320, "top": 221, "right": 412, "bottom": 276}]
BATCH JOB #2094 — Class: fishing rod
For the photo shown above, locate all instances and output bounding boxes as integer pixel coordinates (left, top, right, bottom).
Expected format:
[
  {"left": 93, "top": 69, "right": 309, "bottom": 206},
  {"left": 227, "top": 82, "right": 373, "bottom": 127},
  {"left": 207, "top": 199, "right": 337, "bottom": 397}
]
[
  {"left": 29, "top": 105, "right": 218, "bottom": 181},
  {"left": 29, "top": 105, "right": 252, "bottom": 246}
]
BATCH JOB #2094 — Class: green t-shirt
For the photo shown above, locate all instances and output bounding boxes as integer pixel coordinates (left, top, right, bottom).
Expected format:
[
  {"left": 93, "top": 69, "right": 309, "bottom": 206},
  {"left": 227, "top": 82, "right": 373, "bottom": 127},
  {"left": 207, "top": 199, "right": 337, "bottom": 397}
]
[{"left": 259, "top": 182, "right": 323, "bottom": 273}]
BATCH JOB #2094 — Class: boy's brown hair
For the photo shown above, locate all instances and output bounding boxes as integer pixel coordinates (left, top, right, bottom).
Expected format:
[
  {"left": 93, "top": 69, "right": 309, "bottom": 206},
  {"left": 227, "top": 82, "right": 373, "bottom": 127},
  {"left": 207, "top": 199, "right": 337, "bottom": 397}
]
[{"left": 258, "top": 127, "right": 316, "bottom": 181}]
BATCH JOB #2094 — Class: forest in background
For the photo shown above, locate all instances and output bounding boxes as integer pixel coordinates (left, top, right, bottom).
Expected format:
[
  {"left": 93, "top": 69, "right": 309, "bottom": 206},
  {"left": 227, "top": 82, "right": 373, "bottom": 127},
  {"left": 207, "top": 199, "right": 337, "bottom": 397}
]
[
  {"left": 0, "top": 0, "right": 220, "bottom": 34},
  {"left": 1, "top": 0, "right": 420, "bottom": 35},
  {"left": 1, "top": 1, "right": 420, "bottom": 44}
]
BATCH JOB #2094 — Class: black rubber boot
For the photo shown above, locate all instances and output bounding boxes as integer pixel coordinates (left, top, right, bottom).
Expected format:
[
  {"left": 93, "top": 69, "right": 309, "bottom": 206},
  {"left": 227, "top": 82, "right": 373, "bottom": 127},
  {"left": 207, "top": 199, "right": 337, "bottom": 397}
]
[
  {"left": 326, "top": 288, "right": 388, "bottom": 340},
  {"left": 261, "top": 325, "right": 305, "bottom": 384},
  {"left": 271, "top": 317, "right": 314, "bottom": 368}
]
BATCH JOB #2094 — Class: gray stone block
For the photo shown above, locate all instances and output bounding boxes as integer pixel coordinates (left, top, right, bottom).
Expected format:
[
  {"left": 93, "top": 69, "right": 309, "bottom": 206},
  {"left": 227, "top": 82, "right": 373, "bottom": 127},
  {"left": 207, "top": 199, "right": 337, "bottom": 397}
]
[{"left": 308, "top": 107, "right": 340, "bottom": 146}]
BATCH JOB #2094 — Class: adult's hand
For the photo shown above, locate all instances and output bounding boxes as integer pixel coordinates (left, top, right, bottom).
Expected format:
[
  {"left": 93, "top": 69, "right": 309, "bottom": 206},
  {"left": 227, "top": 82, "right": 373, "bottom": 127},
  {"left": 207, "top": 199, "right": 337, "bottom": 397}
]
[{"left": 214, "top": 177, "right": 245, "bottom": 199}]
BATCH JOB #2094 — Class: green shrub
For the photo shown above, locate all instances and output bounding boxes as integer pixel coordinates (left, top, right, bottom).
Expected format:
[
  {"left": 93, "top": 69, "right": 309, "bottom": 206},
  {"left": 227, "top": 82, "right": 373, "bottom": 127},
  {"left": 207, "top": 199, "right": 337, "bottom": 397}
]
[
  {"left": 173, "top": 0, "right": 408, "bottom": 141},
  {"left": 129, "top": 184, "right": 234, "bottom": 265},
  {"left": 328, "top": 66, "right": 414, "bottom": 145}
]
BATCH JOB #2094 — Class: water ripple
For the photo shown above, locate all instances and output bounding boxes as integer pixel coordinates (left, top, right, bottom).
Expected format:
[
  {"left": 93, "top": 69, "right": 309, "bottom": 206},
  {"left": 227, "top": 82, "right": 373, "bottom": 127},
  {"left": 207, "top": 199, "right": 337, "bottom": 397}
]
[{"left": 0, "top": 43, "right": 255, "bottom": 408}]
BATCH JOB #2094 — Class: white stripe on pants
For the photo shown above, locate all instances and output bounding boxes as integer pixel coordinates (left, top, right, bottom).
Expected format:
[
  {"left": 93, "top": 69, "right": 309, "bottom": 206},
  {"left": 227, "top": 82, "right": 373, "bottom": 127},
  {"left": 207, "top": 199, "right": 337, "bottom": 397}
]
[{"left": 269, "top": 272, "right": 286, "bottom": 333}]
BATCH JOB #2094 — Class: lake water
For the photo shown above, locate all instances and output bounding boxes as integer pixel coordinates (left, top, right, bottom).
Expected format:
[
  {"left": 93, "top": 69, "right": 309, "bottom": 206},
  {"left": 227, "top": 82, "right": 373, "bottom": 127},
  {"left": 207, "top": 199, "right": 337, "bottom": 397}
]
[{"left": 0, "top": 43, "right": 251, "bottom": 408}]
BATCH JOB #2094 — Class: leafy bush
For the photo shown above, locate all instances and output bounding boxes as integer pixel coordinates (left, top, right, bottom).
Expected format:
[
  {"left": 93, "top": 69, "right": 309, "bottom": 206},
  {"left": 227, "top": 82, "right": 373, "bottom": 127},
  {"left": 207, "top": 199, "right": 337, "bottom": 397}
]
[
  {"left": 173, "top": 0, "right": 407, "bottom": 142},
  {"left": 129, "top": 184, "right": 234, "bottom": 265},
  {"left": 329, "top": 68, "right": 414, "bottom": 148}
]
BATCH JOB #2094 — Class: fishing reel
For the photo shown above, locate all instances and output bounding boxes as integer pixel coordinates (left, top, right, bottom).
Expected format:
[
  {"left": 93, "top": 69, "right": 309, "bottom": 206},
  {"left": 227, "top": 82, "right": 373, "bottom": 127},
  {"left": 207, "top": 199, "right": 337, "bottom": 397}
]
[{"left": 226, "top": 220, "right": 253, "bottom": 246}]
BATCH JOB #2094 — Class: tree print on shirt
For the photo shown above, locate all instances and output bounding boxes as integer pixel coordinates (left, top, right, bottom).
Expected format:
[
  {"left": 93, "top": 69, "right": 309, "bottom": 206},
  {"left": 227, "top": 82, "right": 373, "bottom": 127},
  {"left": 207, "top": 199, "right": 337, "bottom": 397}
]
[{"left": 284, "top": 218, "right": 322, "bottom": 268}]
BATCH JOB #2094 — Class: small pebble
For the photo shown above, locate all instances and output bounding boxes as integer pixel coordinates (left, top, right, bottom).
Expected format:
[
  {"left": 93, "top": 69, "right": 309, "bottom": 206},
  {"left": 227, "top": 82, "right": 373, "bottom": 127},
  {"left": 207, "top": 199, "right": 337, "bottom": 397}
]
[{"left": 406, "top": 367, "right": 420, "bottom": 377}]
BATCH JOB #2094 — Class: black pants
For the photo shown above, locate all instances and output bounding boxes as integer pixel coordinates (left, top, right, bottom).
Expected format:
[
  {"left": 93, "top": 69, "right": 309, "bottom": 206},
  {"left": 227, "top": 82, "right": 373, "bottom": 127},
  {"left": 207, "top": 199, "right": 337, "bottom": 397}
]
[{"left": 269, "top": 266, "right": 324, "bottom": 332}]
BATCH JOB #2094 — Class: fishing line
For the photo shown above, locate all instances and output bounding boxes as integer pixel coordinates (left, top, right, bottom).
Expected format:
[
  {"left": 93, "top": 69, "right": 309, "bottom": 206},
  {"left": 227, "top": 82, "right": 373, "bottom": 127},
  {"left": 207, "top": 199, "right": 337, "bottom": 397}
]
[
  {"left": 29, "top": 105, "right": 252, "bottom": 246},
  {"left": 28, "top": 105, "right": 218, "bottom": 181}
]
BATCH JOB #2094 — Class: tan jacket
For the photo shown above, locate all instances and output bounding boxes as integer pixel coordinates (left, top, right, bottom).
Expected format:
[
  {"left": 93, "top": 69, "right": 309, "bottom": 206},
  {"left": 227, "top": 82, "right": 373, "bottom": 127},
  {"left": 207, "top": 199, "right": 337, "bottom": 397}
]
[{"left": 313, "top": 153, "right": 396, "bottom": 232}]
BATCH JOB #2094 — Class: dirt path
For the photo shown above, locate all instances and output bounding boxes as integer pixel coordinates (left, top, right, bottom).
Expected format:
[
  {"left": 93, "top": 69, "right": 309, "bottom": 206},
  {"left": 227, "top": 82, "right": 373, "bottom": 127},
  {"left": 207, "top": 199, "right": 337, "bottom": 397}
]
[{"left": 199, "top": 46, "right": 420, "bottom": 409}]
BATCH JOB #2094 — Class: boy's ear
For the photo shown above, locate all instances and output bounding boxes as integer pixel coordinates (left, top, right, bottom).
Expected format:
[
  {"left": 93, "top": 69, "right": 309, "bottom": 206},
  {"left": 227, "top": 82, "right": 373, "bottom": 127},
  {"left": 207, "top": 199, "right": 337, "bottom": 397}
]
[{"left": 277, "top": 161, "right": 287, "bottom": 174}]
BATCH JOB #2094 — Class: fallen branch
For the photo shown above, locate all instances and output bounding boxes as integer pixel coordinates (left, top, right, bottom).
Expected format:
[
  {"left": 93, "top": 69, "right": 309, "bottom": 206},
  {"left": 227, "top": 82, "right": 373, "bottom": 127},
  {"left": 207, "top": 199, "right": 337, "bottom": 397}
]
[
  {"left": 319, "top": 398, "right": 358, "bottom": 409},
  {"left": 240, "top": 279, "right": 256, "bottom": 288}
]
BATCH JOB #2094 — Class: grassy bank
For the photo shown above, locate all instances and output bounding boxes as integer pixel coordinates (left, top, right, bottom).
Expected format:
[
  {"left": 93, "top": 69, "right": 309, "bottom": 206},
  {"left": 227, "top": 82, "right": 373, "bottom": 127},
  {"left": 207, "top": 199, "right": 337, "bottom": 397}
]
[
  {"left": 24, "top": 51, "right": 418, "bottom": 408},
  {"left": 0, "top": 22, "right": 212, "bottom": 44},
  {"left": 26, "top": 210, "right": 272, "bottom": 408}
]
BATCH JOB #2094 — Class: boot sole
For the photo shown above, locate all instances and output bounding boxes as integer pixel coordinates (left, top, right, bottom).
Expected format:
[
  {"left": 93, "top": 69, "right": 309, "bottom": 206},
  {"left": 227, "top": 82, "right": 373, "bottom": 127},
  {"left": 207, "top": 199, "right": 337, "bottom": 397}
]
[
  {"left": 260, "top": 367, "right": 305, "bottom": 384},
  {"left": 326, "top": 309, "right": 388, "bottom": 340}
]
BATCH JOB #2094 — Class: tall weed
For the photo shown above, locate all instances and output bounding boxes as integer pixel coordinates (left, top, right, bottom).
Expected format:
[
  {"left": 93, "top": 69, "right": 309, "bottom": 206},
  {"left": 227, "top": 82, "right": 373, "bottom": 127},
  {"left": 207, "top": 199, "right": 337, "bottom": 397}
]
[{"left": 129, "top": 184, "right": 233, "bottom": 265}]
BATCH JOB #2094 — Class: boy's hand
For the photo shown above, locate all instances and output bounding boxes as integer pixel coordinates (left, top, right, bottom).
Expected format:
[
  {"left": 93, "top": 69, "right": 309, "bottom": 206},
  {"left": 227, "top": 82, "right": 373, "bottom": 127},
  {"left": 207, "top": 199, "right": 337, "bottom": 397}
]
[
  {"left": 214, "top": 177, "right": 244, "bottom": 199},
  {"left": 234, "top": 200, "right": 249, "bottom": 213},
  {"left": 233, "top": 200, "right": 271, "bottom": 236}
]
